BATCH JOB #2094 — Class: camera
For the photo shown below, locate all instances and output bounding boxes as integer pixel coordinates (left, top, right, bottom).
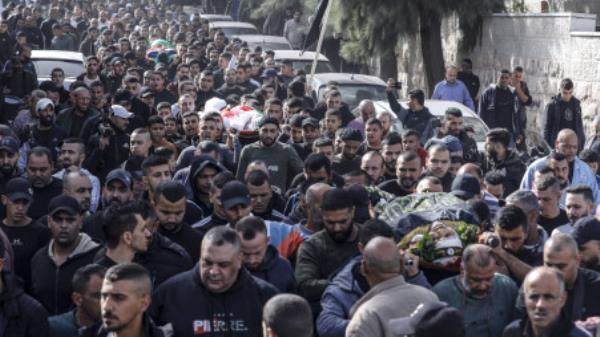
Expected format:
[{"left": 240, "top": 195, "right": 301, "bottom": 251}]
[
  {"left": 99, "top": 122, "right": 115, "bottom": 138},
  {"left": 387, "top": 78, "right": 402, "bottom": 89},
  {"left": 485, "top": 235, "right": 500, "bottom": 249}
]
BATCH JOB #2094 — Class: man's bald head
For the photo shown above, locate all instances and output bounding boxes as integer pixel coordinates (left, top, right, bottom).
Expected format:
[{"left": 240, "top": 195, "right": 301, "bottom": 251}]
[
  {"left": 363, "top": 237, "right": 401, "bottom": 275},
  {"left": 305, "top": 183, "right": 333, "bottom": 204},
  {"left": 555, "top": 129, "right": 578, "bottom": 162},
  {"left": 457, "top": 163, "right": 483, "bottom": 180},
  {"left": 556, "top": 129, "right": 577, "bottom": 143}
]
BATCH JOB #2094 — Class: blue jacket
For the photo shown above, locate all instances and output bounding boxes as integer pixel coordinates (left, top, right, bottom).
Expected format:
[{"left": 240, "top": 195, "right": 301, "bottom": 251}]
[
  {"left": 520, "top": 156, "right": 600, "bottom": 205},
  {"left": 316, "top": 255, "right": 431, "bottom": 337}
]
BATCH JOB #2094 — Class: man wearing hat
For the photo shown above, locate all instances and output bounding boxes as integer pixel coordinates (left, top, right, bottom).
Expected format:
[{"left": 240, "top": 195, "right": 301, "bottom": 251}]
[
  {"left": 0, "top": 177, "right": 50, "bottom": 290},
  {"left": 572, "top": 216, "right": 600, "bottom": 272},
  {"left": 19, "top": 97, "right": 67, "bottom": 167},
  {"left": 389, "top": 302, "right": 464, "bottom": 337},
  {"left": 30, "top": 195, "right": 101, "bottom": 315},
  {"left": 332, "top": 128, "right": 363, "bottom": 176},
  {"left": 0, "top": 136, "right": 22, "bottom": 187},
  {"left": 451, "top": 174, "right": 482, "bottom": 202},
  {"left": 345, "top": 237, "right": 438, "bottom": 337},
  {"left": 237, "top": 117, "right": 304, "bottom": 193}
]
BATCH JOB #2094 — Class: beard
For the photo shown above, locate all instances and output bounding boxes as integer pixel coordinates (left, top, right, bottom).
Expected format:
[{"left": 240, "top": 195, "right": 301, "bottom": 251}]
[
  {"left": 39, "top": 116, "right": 53, "bottom": 127},
  {"left": 0, "top": 163, "right": 15, "bottom": 177},
  {"left": 399, "top": 177, "right": 416, "bottom": 190},
  {"left": 487, "top": 149, "right": 498, "bottom": 161},
  {"left": 260, "top": 135, "right": 276, "bottom": 147},
  {"left": 327, "top": 225, "right": 353, "bottom": 243}
]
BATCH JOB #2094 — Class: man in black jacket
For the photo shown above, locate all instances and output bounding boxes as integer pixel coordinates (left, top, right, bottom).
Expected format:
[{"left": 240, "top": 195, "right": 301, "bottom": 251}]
[
  {"left": 386, "top": 86, "right": 435, "bottom": 145},
  {"left": 81, "top": 263, "right": 165, "bottom": 337},
  {"left": 150, "top": 226, "right": 278, "bottom": 337},
  {"left": 481, "top": 128, "right": 526, "bottom": 197},
  {"left": 0, "top": 237, "right": 49, "bottom": 337},
  {"left": 30, "top": 195, "right": 100, "bottom": 315},
  {"left": 235, "top": 216, "right": 296, "bottom": 293},
  {"left": 542, "top": 78, "right": 585, "bottom": 150}
]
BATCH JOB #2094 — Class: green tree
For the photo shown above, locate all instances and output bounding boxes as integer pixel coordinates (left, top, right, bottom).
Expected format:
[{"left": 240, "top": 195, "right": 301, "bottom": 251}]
[{"left": 337, "top": 0, "right": 505, "bottom": 93}]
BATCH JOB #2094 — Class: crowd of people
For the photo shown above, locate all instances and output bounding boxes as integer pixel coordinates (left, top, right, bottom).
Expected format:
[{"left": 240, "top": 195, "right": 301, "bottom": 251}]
[{"left": 0, "top": 1, "right": 599, "bottom": 337}]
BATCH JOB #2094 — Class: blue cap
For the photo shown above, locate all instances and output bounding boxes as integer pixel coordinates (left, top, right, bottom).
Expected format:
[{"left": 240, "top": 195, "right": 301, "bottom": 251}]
[{"left": 0, "top": 136, "right": 20, "bottom": 154}]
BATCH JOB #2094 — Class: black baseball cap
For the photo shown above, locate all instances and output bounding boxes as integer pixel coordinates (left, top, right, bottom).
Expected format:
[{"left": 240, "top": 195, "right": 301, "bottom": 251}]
[
  {"left": 140, "top": 87, "right": 154, "bottom": 98},
  {"left": 451, "top": 174, "right": 481, "bottom": 200},
  {"left": 301, "top": 117, "right": 319, "bottom": 128},
  {"left": 2, "top": 177, "right": 33, "bottom": 202},
  {"left": 191, "top": 157, "right": 222, "bottom": 179},
  {"left": 0, "top": 136, "right": 20, "bottom": 154},
  {"left": 48, "top": 195, "right": 82, "bottom": 216},
  {"left": 572, "top": 216, "right": 600, "bottom": 246},
  {"left": 220, "top": 181, "right": 250, "bottom": 210},
  {"left": 105, "top": 169, "right": 132, "bottom": 188},
  {"left": 389, "top": 302, "right": 464, "bottom": 337}
]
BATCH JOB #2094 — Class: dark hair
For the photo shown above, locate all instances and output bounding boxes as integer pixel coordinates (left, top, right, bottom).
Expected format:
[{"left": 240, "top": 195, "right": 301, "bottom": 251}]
[
  {"left": 486, "top": 128, "right": 511, "bottom": 148},
  {"left": 211, "top": 171, "right": 236, "bottom": 192},
  {"left": 484, "top": 171, "right": 505, "bottom": 185},
  {"left": 402, "top": 129, "right": 420, "bottom": 139},
  {"left": 365, "top": 117, "right": 383, "bottom": 129},
  {"left": 495, "top": 205, "right": 528, "bottom": 232},
  {"left": 263, "top": 294, "right": 313, "bottom": 337},
  {"left": 286, "top": 97, "right": 303, "bottom": 109},
  {"left": 463, "top": 58, "right": 473, "bottom": 65},
  {"left": 105, "top": 263, "right": 151, "bottom": 291},
  {"left": 246, "top": 169, "right": 270, "bottom": 186},
  {"left": 445, "top": 107, "right": 462, "bottom": 118},
  {"left": 534, "top": 175, "right": 561, "bottom": 192},
  {"left": 343, "top": 170, "right": 372, "bottom": 185},
  {"left": 72, "top": 264, "right": 107, "bottom": 294},
  {"left": 560, "top": 78, "right": 574, "bottom": 90},
  {"left": 358, "top": 219, "right": 394, "bottom": 246},
  {"left": 61, "top": 138, "right": 85, "bottom": 153},
  {"left": 580, "top": 149, "right": 599, "bottom": 164},
  {"left": 102, "top": 202, "right": 142, "bottom": 249},
  {"left": 148, "top": 115, "right": 165, "bottom": 126},
  {"left": 513, "top": 66, "right": 524, "bottom": 73},
  {"left": 398, "top": 150, "right": 420, "bottom": 163},
  {"left": 304, "top": 153, "right": 331, "bottom": 176},
  {"left": 266, "top": 97, "right": 282, "bottom": 107},
  {"left": 198, "top": 140, "right": 220, "bottom": 154},
  {"left": 313, "top": 138, "right": 333, "bottom": 148},
  {"left": 321, "top": 188, "right": 354, "bottom": 211},
  {"left": 141, "top": 154, "right": 169, "bottom": 175},
  {"left": 382, "top": 132, "right": 402, "bottom": 147},
  {"left": 203, "top": 226, "right": 240, "bottom": 250},
  {"left": 235, "top": 216, "right": 267, "bottom": 240},
  {"left": 154, "top": 181, "right": 186, "bottom": 203},
  {"left": 408, "top": 89, "right": 425, "bottom": 106},
  {"left": 500, "top": 69, "right": 510, "bottom": 75},
  {"left": 467, "top": 200, "right": 491, "bottom": 230},
  {"left": 565, "top": 184, "right": 594, "bottom": 203},
  {"left": 325, "top": 109, "right": 341, "bottom": 119},
  {"left": 536, "top": 164, "right": 554, "bottom": 175}
]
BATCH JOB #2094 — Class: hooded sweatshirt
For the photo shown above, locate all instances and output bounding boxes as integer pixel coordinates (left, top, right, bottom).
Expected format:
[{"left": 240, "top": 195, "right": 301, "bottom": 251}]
[
  {"left": 30, "top": 233, "right": 100, "bottom": 315},
  {"left": 150, "top": 265, "right": 278, "bottom": 337},
  {"left": 0, "top": 271, "right": 49, "bottom": 337}
]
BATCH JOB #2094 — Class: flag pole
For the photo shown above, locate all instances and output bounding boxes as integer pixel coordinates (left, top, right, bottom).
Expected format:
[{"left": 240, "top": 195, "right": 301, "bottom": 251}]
[{"left": 308, "top": 0, "right": 332, "bottom": 85}]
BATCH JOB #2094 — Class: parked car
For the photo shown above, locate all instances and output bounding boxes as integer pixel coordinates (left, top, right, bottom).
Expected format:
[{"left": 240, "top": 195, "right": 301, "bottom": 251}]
[
  {"left": 272, "top": 50, "right": 335, "bottom": 75},
  {"left": 231, "top": 34, "right": 292, "bottom": 51},
  {"left": 308, "top": 73, "right": 388, "bottom": 111},
  {"left": 30, "top": 50, "right": 84, "bottom": 88},
  {"left": 209, "top": 21, "right": 259, "bottom": 36},
  {"left": 372, "top": 99, "right": 550, "bottom": 157}
]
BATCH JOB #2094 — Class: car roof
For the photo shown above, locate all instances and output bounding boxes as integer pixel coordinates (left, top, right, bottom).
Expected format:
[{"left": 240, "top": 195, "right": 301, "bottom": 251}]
[
  {"left": 209, "top": 21, "right": 257, "bottom": 29},
  {"left": 200, "top": 14, "right": 233, "bottom": 21},
  {"left": 231, "top": 34, "right": 290, "bottom": 44},
  {"left": 309, "top": 73, "right": 386, "bottom": 87},
  {"left": 398, "top": 99, "right": 480, "bottom": 119},
  {"left": 272, "top": 50, "right": 329, "bottom": 61},
  {"left": 31, "top": 50, "right": 84, "bottom": 61}
]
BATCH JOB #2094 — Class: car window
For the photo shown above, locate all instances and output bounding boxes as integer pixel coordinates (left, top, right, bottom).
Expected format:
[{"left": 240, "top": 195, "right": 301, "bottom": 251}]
[
  {"left": 464, "top": 117, "right": 487, "bottom": 143},
  {"left": 32, "top": 59, "right": 84, "bottom": 78},
  {"left": 318, "top": 84, "right": 387, "bottom": 111},
  {"left": 221, "top": 27, "right": 258, "bottom": 36},
  {"left": 289, "top": 61, "right": 334, "bottom": 74}
]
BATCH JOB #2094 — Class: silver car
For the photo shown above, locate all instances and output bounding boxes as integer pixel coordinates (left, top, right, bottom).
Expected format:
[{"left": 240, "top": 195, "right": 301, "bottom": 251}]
[{"left": 30, "top": 50, "right": 84, "bottom": 88}]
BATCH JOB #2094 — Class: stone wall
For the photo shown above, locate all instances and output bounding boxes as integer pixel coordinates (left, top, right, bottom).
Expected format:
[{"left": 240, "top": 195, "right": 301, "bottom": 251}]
[
  {"left": 394, "top": 12, "right": 600, "bottom": 136},
  {"left": 466, "top": 13, "right": 600, "bottom": 132}
]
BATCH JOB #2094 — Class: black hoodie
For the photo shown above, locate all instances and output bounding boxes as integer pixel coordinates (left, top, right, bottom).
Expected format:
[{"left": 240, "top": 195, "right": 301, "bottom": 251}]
[
  {"left": 248, "top": 245, "right": 296, "bottom": 293},
  {"left": 0, "top": 271, "right": 49, "bottom": 337},
  {"left": 150, "top": 264, "right": 278, "bottom": 337}
]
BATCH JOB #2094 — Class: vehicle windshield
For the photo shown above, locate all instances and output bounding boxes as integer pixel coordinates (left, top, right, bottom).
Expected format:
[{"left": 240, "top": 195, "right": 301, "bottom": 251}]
[
  {"left": 255, "top": 42, "right": 291, "bottom": 50},
  {"left": 288, "top": 61, "right": 334, "bottom": 74},
  {"left": 389, "top": 115, "right": 488, "bottom": 143},
  {"left": 32, "top": 59, "right": 84, "bottom": 78},
  {"left": 320, "top": 84, "right": 388, "bottom": 111}
]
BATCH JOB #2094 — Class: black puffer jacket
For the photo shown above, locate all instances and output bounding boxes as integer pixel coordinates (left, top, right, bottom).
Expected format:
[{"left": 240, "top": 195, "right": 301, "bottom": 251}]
[
  {"left": 481, "top": 149, "right": 526, "bottom": 197},
  {"left": 81, "top": 314, "right": 164, "bottom": 337},
  {"left": 0, "top": 271, "right": 49, "bottom": 337}
]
